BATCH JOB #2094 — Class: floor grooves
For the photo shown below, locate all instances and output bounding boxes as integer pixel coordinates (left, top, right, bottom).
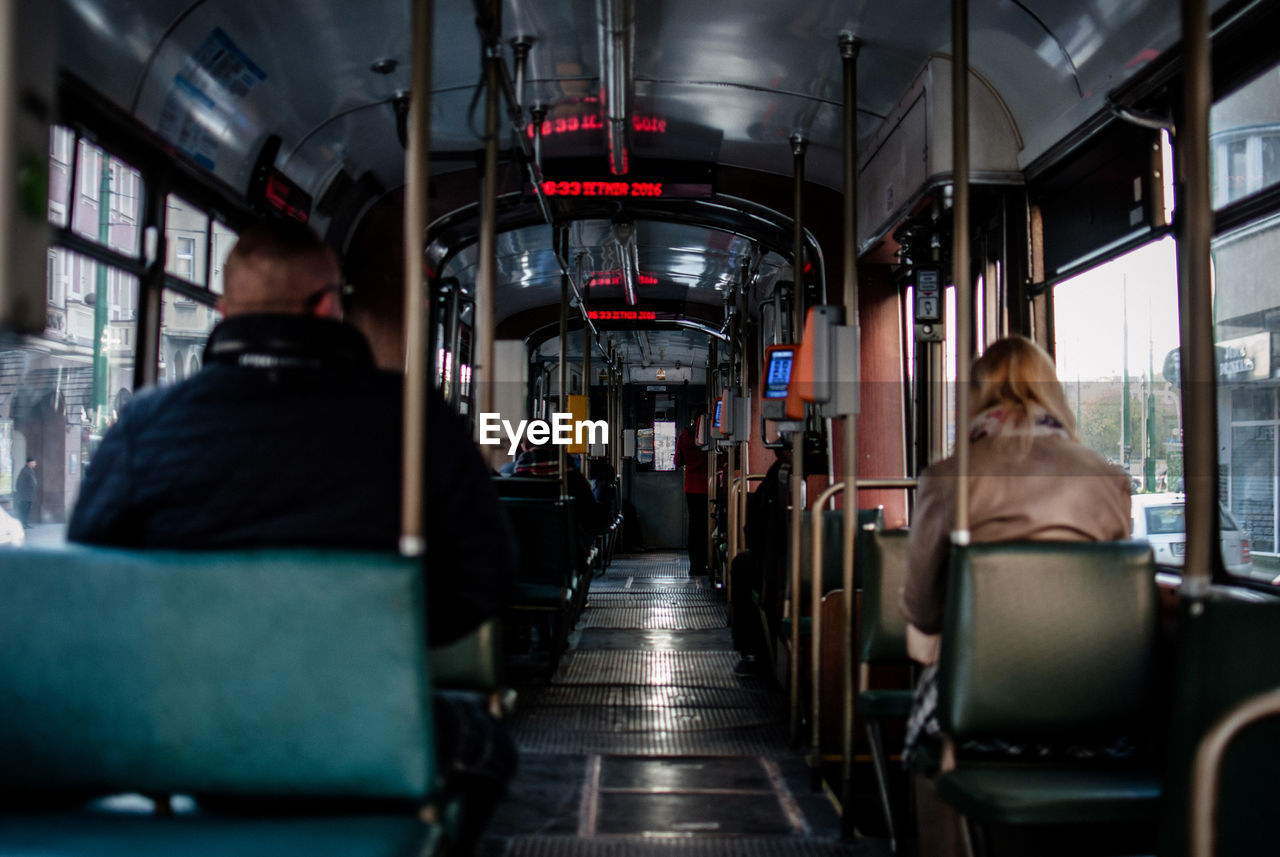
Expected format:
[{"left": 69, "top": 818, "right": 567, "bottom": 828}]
[{"left": 482, "top": 551, "right": 885, "bottom": 856}]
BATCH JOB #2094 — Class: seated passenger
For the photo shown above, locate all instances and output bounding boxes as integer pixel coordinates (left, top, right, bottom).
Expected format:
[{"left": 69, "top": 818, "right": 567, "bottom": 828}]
[
  {"left": 589, "top": 459, "right": 617, "bottom": 512},
  {"left": 730, "top": 447, "right": 789, "bottom": 674},
  {"left": 899, "top": 336, "right": 1130, "bottom": 755},
  {"left": 498, "top": 439, "right": 534, "bottom": 476},
  {"left": 512, "top": 445, "right": 609, "bottom": 538},
  {"left": 67, "top": 219, "right": 518, "bottom": 821}
]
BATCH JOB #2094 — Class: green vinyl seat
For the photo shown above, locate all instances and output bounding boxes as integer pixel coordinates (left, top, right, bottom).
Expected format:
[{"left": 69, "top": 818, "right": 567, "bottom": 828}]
[
  {"left": 937, "top": 768, "right": 1161, "bottom": 827},
  {"left": 934, "top": 541, "right": 1162, "bottom": 840},
  {"left": 498, "top": 495, "right": 590, "bottom": 670},
  {"left": 1159, "top": 588, "right": 1280, "bottom": 857},
  {"left": 0, "top": 546, "right": 446, "bottom": 856},
  {"left": 779, "top": 507, "right": 884, "bottom": 638},
  {"left": 855, "top": 527, "right": 914, "bottom": 850}
]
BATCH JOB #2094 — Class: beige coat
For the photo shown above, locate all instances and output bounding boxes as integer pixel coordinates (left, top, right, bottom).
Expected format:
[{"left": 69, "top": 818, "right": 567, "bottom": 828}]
[{"left": 900, "top": 432, "right": 1131, "bottom": 661}]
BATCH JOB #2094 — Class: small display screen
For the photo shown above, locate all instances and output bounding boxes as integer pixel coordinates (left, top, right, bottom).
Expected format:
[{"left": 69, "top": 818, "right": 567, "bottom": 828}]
[
  {"left": 764, "top": 349, "right": 794, "bottom": 398},
  {"left": 713, "top": 400, "right": 723, "bottom": 428}
]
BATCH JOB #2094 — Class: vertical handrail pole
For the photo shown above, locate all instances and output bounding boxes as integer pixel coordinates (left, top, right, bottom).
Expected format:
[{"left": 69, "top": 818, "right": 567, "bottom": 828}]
[
  {"left": 951, "top": 0, "right": 973, "bottom": 540},
  {"left": 737, "top": 273, "right": 751, "bottom": 557},
  {"left": 400, "top": 0, "right": 433, "bottom": 555},
  {"left": 789, "top": 133, "right": 808, "bottom": 744},
  {"left": 559, "top": 228, "right": 570, "bottom": 498},
  {"left": 475, "top": 0, "right": 502, "bottom": 468},
  {"left": 448, "top": 287, "right": 463, "bottom": 407},
  {"left": 582, "top": 254, "right": 592, "bottom": 408},
  {"left": 1178, "top": 0, "right": 1216, "bottom": 586},
  {"left": 839, "top": 33, "right": 862, "bottom": 835},
  {"left": 708, "top": 339, "right": 720, "bottom": 588},
  {"left": 811, "top": 481, "right": 846, "bottom": 788},
  {"left": 727, "top": 311, "right": 740, "bottom": 572}
]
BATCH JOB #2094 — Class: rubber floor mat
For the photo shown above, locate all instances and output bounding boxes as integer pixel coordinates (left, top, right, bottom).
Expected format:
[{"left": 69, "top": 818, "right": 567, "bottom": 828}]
[
  {"left": 579, "top": 607, "right": 725, "bottom": 630},
  {"left": 505, "top": 836, "right": 872, "bottom": 856},
  {"left": 554, "top": 650, "right": 743, "bottom": 688}
]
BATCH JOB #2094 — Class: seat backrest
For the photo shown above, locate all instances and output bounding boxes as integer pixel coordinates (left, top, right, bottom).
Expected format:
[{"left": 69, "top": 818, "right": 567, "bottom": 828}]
[
  {"left": 493, "top": 476, "right": 562, "bottom": 500},
  {"left": 0, "top": 547, "right": 435, "bottom": 801},
  {"left": 796, "top": 506, "right": 884, "bottom": 594},
  {"left": 499, "top": 496, "right": 578, "bottom": 587},
  {"left": 938, "top": 541, "right": 1157, "bottom": 741},
  {"left": 858, "top": 528, "right": 911, "bottom": 663},
  {"left": 1160, "top": 588, "right": 1280, "bottom": 857}
]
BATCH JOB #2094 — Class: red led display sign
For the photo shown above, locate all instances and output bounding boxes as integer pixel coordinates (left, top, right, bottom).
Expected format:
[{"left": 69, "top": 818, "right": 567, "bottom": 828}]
[
  {"left": 588, "top": 272, "right": 659, "bottom": 287},
  {"left": 264, "top": 171, "right": 310, "bottom": 223},
  {"left": 541, "top": 180, "right": 664, "bottom": 198},
  {"left": 588, "top": 310, "right": 658, "bottom": 321},
  {"left": 538, "top": 180, "right": 712, "bottom": 199},
  {"left": 525, "top": 114, "right": 668, "bottom": 139}
]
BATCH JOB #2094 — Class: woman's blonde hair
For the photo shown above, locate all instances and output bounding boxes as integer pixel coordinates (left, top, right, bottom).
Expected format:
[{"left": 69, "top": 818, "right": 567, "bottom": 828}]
[{"left": 969, "top": 336, "right": 1077, "bottom": 439}]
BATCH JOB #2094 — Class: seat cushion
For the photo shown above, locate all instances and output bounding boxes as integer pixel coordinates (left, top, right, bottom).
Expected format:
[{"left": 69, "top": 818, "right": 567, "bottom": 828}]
[
  {"left": 855, "top": 689, "right": 914, "bottom": 719},
  {"left": 778, "top": 616, "right": 811, "bottom": 637},
  {"left": 937, "top": 767, "right": 1161, "bottom": 826},
  {"left": 0, "top": 808, "right": 438, "bottom": 857},
  {"left": 515, "top": 583, "right": 564, "bottom": 606}
]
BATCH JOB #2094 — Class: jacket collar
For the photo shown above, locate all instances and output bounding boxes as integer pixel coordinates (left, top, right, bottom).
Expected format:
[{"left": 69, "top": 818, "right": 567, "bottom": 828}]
[{"left": 203, "top": 314, "right": 376, "bottom": 370}]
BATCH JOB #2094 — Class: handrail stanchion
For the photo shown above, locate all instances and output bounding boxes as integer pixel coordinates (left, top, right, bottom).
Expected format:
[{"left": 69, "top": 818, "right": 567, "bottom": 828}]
[
  {"left": 942, "top": 0, "right": 973, "bottom": 776},
  {"left": 1177, "top": 0, "right": 1216, "bottom": 590},
  {"left": 475, "top": 0, "right": 501, "bottom": 471},
  {"left": 810, "top": 480, "right": 846, "bottom": 788},
  {"left": 400, "top": 0, "right": 433, "bottom": 557},
  {"left": 557, "top": 227, "right": 570, "bottom": 499},
  {"left": 838, "top": 32, "right": 862, "bottom": 833},
  {"left": 788, "top": 132, "right": 809, "bottom": 746},
  {"left": 1190, "top": 689, "right": 1280, "bottom": 857}
]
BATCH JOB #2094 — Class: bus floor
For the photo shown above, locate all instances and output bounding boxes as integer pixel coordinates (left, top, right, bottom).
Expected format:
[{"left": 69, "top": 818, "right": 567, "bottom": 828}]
[{"left": 482, "top": 552, "right": 890, "bottom": 857}]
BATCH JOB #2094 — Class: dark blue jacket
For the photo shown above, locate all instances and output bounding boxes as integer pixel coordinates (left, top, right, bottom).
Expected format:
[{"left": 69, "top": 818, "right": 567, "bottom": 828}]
[{"left": 68, "top": 314, "right": 515, "bottom": 644}]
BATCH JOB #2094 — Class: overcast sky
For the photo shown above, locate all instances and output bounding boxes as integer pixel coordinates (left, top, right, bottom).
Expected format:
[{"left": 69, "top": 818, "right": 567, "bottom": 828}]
[{"left": 1052, "top": 236, "right": 1182, "bottom": 384}]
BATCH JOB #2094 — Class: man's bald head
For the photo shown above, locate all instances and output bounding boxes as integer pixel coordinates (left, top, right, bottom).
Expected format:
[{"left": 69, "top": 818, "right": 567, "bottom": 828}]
[{"left": 220, "top": 220, "right": 344, "bottom": 319}]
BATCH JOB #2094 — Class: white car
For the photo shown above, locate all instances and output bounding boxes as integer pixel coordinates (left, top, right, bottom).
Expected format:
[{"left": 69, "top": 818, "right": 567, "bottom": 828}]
[{"left": 1130, "top": 493, "right": 1254, "bottom": 578}]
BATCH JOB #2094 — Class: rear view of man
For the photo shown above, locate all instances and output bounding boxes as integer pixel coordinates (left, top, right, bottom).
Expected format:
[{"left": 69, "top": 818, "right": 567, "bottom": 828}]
[
  {"left": 68, "top": 219, "right": 517, "bottom": 823},
  {"left": 14, "top": 457, "right": 36, "bottom": 528}
]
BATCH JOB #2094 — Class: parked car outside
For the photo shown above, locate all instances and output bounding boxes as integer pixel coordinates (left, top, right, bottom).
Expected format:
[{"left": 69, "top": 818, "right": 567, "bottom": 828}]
[
  {"left": 1130, "top": 493, "right": 1258, "bottom": 579},
  {"left": 0, "top": 506, "right": 24, "bottom": 547}
]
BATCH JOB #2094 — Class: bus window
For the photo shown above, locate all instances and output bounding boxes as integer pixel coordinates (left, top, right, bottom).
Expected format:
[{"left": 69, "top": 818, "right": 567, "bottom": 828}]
[
  {"left": 69, "top": 140, "right": 143, "bottom": 258},
  {"left": 0, "top": 250, "right": 140, "bottom": 540},
  {"left": 1213, "top": 212, "right": 1280, "bottom": 585},
  {"left": 166, "top": 195, "right": 210, "bottom": 287},
  {"left": 1053, "top": 237, "right": 1182, "bottom": 495},
  {"left": 211, "top": 221, "right": 238, "bottom": 295},
  {"left": 1211, "top": 66, "right": 1280, "bottom": 209},
  {"left": 653, "top": 420, "right": 677, "bottom": 471},
  {"left": 47, "top": 125, "right": 74, "bottom": 228},
  {"left": 158, "top": 289, "right": 220, "bottom": 387}
]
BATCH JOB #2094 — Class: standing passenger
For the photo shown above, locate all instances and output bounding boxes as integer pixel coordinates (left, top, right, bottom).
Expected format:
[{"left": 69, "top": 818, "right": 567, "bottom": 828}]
[
  {"left": 67, "top": 219, "right": 518, "bottom": 817},
  {"left": 674, "top": 411, "right": 708, "bottom": 575}
]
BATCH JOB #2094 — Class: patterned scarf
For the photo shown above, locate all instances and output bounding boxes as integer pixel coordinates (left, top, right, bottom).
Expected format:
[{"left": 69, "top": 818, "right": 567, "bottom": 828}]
[{"left": 968, "top": 406, "right": 1069, "bottom": 442}]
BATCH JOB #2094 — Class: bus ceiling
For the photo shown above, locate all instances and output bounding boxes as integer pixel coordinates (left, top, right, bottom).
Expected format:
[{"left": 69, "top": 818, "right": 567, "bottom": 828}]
[{"left": 52, "top": 0, "right": 1241, "bottom": 238}]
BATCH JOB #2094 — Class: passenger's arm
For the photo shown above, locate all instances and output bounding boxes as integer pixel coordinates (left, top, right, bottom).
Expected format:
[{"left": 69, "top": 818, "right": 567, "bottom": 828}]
[
  {"left": 899, "top": 464, "right": 954, "bottom": 641},
  {"left": 906, "top": 624, "right": 941, "bottom": 665},
  {"left": 426, "top": 395, "right": 518, "bottom": 646}
]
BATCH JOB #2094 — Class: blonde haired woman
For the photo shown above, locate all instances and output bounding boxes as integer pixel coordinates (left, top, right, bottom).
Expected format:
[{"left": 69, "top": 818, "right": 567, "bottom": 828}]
[{"left": 900, "top": 336, "right": 1131, "bottom": 665}]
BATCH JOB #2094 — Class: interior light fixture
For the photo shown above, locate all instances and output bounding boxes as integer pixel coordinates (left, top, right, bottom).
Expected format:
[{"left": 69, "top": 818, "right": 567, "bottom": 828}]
[{"left": 611, "top": 219, "right": 640, "bottom": 306}]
